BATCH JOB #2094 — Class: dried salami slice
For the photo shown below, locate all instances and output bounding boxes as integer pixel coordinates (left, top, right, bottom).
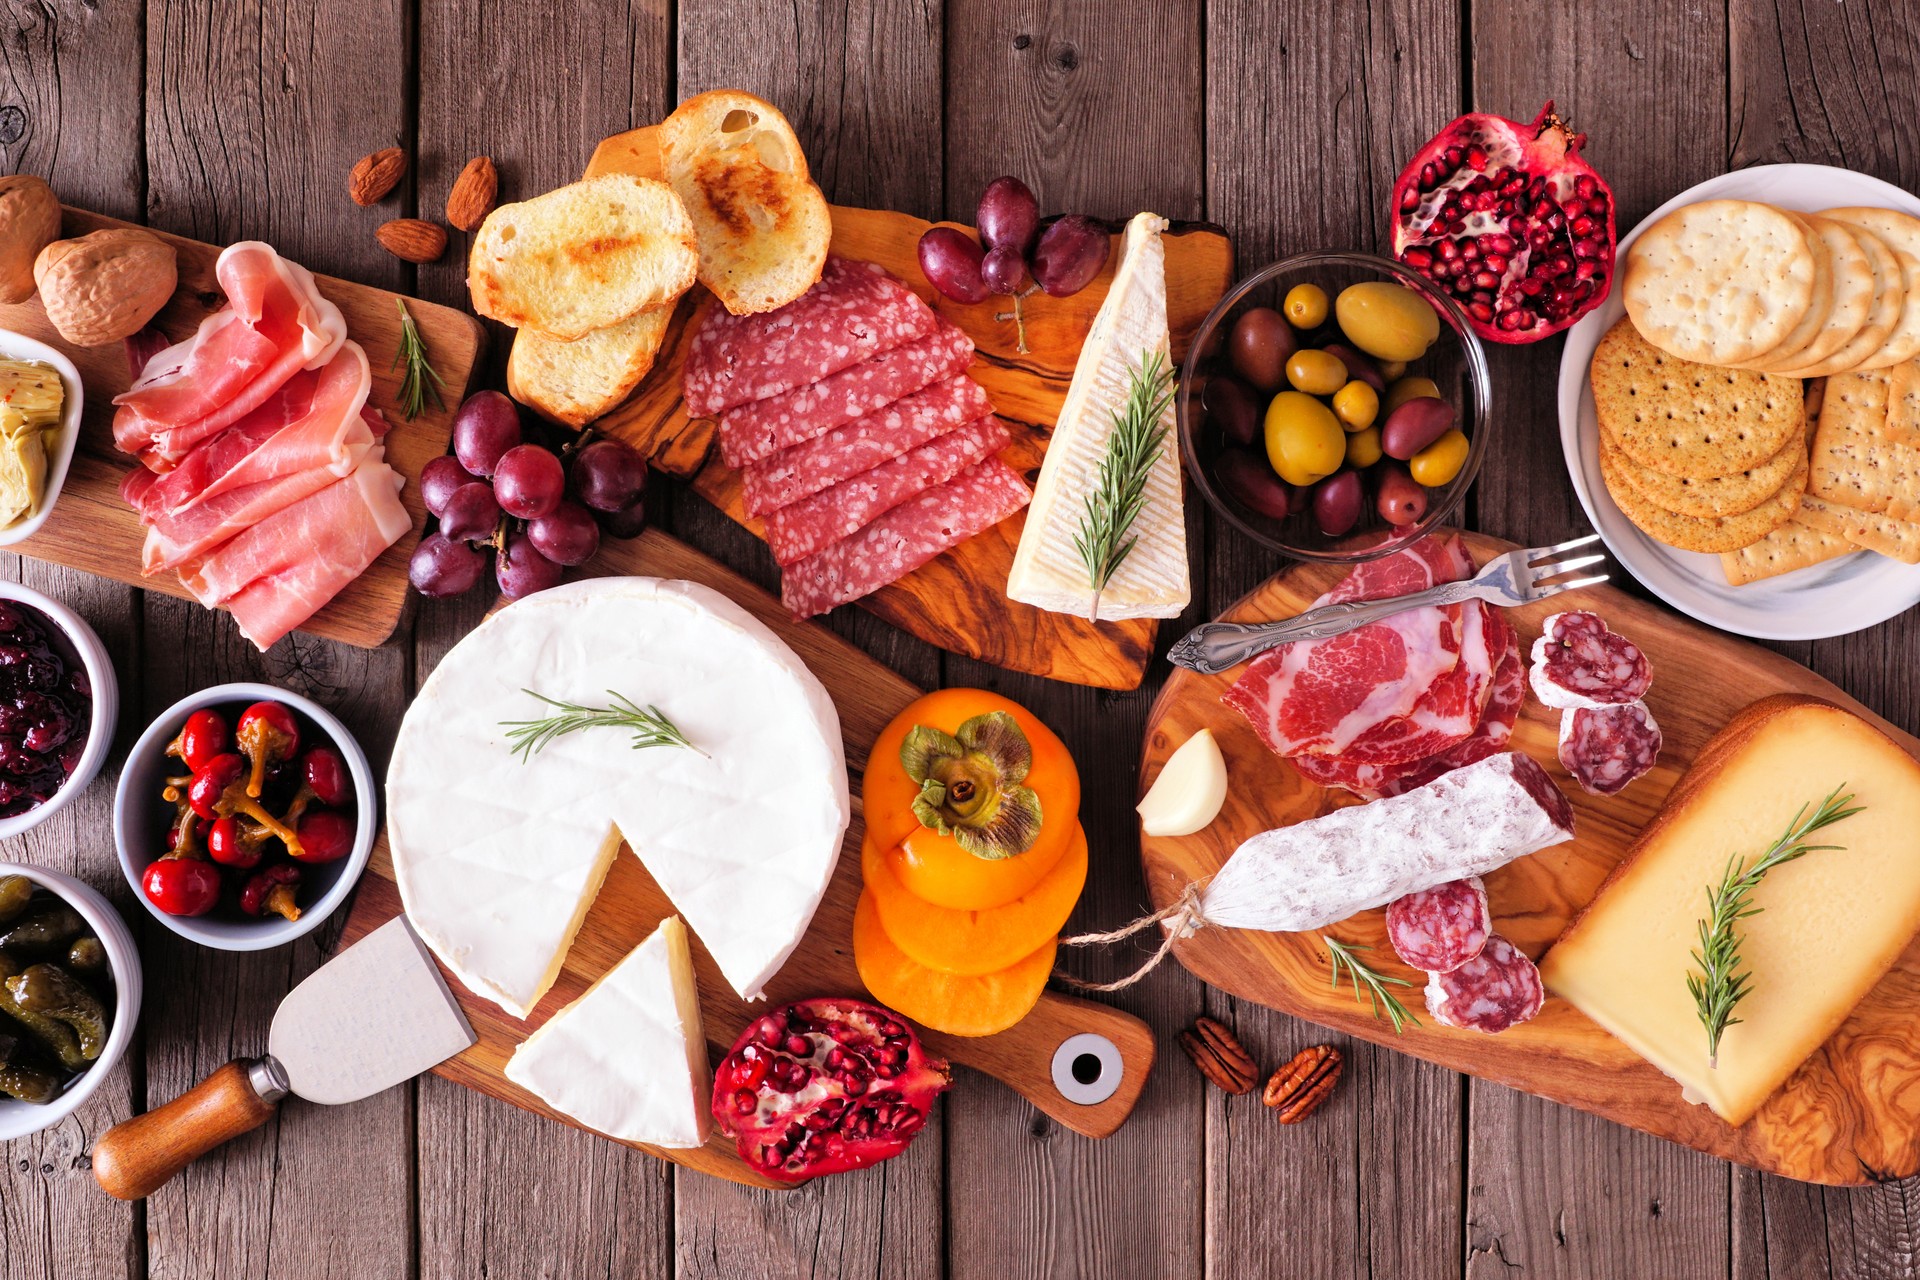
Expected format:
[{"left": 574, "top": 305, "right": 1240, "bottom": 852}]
[
  {"left": 683, "top": 258, "right": 937, "bottom": 416},
  {"left": 763, "top": 416, "right": 1011, "bottom": 566},
  {"left": 1386, "top": 876, "right": 1491, "bottom": 973},
  {"left": 741, "top": 375, "right": 995, "bottom": 517},
  {"left": 1528, "top": 610, "right": 1652, "bottom": 710},
  {"left": 1424, "top": 934, "right": 1544, "bottom": 1033},
  {"left": 781, "top": 458, "right": 1031, "bottom": 618},
  {"left": 717, "top": 319, "right": 976, "bottom": 468},
  {"left": 1557, "top": 701, "right": 1662, "bottom": 796}
]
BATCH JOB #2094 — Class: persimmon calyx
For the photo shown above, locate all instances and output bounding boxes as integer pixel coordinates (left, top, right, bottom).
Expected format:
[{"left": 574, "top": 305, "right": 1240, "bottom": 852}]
[{"left": 900, "top": 712, "right": 1043, "bottom": 860}]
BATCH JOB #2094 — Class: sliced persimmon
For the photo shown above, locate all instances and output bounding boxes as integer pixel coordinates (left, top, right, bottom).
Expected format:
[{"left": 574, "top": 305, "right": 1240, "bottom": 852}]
[
  {"left": 885, "top": 817, "right": 1074, "bottom": 911},
  {"left": 865, "top": 824, "right": 1086, "bottom": 976},
  {"left": 853, "top": 891, "right": 1055, "bottom": 1038}
]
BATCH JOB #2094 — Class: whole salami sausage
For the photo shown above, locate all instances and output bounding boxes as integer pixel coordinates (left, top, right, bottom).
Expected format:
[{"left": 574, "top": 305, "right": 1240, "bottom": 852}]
[
  {"left": 1385, "top": 877, "right": 1491, "bottom": 973},
  {"left": 1529, "top": 611, "right": 1652, "bottom": 710},
  {"left": 1424, "top": 934, "right": 1544, "bottom": 1033},
  {"left": 1558, "top": 701, "right": 1663, "bottom": 796}
]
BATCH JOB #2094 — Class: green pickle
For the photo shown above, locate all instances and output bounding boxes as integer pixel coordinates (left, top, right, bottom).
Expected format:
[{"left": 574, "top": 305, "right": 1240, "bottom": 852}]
[
  {"left": 0, "top": 1059, "right": 60, "bottom": 1104},
  {"left": 0, "top": 955, "right": 86, "bottom": 1071},
  {"left": 8, "top": 964, "right": 107, "bottom": 1061},
  {"left": 66, "top": 936, "right": 106, "bottom": 976},
  {"left": 0, "top": 901, "right": 86, "bottom": 953},
  {"left": 0, "top": 875, "right": 31, "bottom": 924}
]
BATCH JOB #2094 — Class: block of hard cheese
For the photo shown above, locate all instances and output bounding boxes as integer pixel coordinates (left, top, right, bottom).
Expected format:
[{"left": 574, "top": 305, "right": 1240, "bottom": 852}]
[{"left": 1541, "top": 695, "right": 1920, "bottom": 1126}]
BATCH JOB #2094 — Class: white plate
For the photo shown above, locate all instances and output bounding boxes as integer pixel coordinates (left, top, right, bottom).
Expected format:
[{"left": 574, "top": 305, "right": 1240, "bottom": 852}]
[
  {"left": 1556, "top": 163, "right": 1920, "bottom": 641},
  {"left": 0, "top": 330, "right": 82, "bottom": 547}
]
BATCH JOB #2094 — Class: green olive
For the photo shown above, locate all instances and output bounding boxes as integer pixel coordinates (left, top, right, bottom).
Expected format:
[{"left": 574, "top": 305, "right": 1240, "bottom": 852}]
[
  {"left": 1379, "top": 360, "right": 1408, "bottom": 381},
  {"left": 1335, "top": 282, "right": 1442, "bottom": 362},
  {"left": 1384, "top": 375, "right": 1443, "bottom": 415},
  {"left": 1263, "top": 391, "right": 1346, "bottom": 487},
  {"left": 0, "top": 877, "right": 31, "bottom": 925},
  {"left": 1285, "top": 349, "right": 1348, "bottom": 397},
  {"left": 1345, "top": 426, "right": 1384, "bottom": 469},
  {"left": 1410, "top": 428, "right": 1472, "bottom": 488},
  {"left": 1282, "top": 283, "right": 1329, "bottom": 329},
  {"left": 1332, "top": 380, "right": 1379, "bottom": 431}
]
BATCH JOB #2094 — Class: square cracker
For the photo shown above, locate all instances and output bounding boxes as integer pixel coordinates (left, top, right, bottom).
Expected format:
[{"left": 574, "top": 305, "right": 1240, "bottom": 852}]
[
  {"left": 1796, "top": 493, "right": 1920, "bottom": 564},
  {"left": 1720, "top": 516, "right": 1857, "bottom": 585},
  {"left": 1807, "top": 370, "right": 1903, "bottom": 512},
  {"left": 1888, "top": 360, "right": 1920, "bottom": 445}
]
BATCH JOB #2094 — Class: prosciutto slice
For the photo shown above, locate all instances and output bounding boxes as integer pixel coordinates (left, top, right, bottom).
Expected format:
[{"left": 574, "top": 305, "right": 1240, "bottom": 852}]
[{"left": 114, "top": 242, "right": 347, "bottom": 468}]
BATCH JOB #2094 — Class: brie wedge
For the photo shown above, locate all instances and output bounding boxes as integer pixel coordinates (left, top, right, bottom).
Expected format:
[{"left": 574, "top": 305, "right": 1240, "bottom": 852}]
[
  {"left": 505, "top": 915, "right": 712, "bottom": 1148},
  {"left": 389, "top": 576, "right": 849, "bottom": 1016},
  {"left": 1007, "top": 211, "right": 1190, "bottom": 620}
]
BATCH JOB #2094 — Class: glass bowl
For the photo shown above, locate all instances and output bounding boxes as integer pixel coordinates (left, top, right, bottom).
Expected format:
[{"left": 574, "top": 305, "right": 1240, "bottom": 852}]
[{"left": 1177, "top": 250, "right": 1492, "bottom": 563}]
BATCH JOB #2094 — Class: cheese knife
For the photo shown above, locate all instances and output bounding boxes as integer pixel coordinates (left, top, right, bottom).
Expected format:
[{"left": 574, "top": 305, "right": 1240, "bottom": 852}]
[{"left": 91, "top": 916, "right": 474, "bottom": 1200}]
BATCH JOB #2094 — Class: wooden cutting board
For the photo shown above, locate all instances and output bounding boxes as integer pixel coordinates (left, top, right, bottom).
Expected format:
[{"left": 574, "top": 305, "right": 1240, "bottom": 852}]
[
  {"left": 1140, "top": 530, "right": 1920, "bottom": 1186},
  {"left": 339, "top": 524, "right": 1154, "bottom": 1190},
  {"left": 0, "top": 207, "right": 483, "bottom": 648},
  {"left": 560, "top": 124, "right": 1233, "bottom": 691}
]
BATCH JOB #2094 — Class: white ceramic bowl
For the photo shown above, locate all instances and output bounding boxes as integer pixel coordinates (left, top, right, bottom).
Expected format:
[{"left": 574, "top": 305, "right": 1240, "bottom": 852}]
[
  {"left": 0, "top": 582, "right": 119, "bottom": 842},
  {"left": 0, "top": 330, "right": 83, "bottom": 548},
  {"left": 0, "top": 862, "right": 141, "bottom": 1141},
  {"left": 114, "top": 682, "right": 375, "bottom": 951}
]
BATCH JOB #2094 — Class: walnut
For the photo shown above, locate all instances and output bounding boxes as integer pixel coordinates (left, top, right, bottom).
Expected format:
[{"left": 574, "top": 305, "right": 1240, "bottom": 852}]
[{"left": 34, "top": 229, "right": 177, "bottom": 347}]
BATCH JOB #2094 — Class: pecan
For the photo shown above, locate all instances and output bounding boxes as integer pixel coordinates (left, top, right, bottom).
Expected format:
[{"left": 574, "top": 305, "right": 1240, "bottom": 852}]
[
  {"left": 1178, "top": 1016, "right": 1258, "bottom": 1095},
  {"left": 445, "top": 156, "right": 498, "bottom": 232},
  {"left": 1263, "top": 1044, "right": 1343, "bottom": 1123},
  {"left": 376, "top": 218, "right": 448, "bottom": 264},
  {"left": 349, "top": 147, "right": 406, "bottom": 206}
]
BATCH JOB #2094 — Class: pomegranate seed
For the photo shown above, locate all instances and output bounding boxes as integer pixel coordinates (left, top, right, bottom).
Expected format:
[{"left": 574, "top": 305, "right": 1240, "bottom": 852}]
[
  {"left": 1499, "top": 311, "right": 1529, "bottom": 330},
  {"left": 1437, "top": 240, "right": 1460, "bottom": 261},
  {"left": 785, "top": 1034, "right": 811, "bottom": 1055},
  {"left": 1484, "top": 253, "right": 1509, "bottom": 273},
  {"left": 1574, "top": 260, "right": 1599, "bottom": 281},
  {"left": 1400, "top": 189, "right": 1420, "bottom": 214},
  {"left": 1461, "top": 240, "right": 1481, "bottom": 261},
  {"left": 734, "top": 1089, "right": 757, "bottom": 1114},
  {"left": 1469, "top": 301, "right": 1493, "bottom": 322},
  {"left": 1573, "top": 238, "right": 1601, "bottom": 260},
  {"left": 1575, "top": 174, "right": 1598, "bottom": 198},
  {"left": 1520, "top": 277, "right": 1546, "bottom": 297},
  {"left": 1473, "top": 270, "right": 1500, "bottom": 290},
  {"left": 1404, "top": 248, "right": 1433, "bottom": 269},
  {"left": 1466, "top": 145, "right": 1488, "bottom": 169},
  {"left": 1571, "top": 216, "right": 1596, "bottom": 238}
]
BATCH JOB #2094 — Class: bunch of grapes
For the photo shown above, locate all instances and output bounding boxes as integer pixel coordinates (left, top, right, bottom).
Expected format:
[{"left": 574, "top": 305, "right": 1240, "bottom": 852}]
[
  {"left": 409, "top": 391, "right": 651, "bottom": 601},
  {"left": 916, "top": 176, "right": 1110, "bottom": 350}
]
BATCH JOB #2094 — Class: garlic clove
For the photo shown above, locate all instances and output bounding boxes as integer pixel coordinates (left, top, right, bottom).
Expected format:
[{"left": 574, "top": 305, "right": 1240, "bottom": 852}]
[{"left": 1137, "top": 728, "right": 1229, "bottom": 837}]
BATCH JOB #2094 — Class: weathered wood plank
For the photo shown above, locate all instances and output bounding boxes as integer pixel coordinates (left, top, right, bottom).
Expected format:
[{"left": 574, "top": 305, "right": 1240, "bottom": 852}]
[
  {"left": 136, "top": 3, "right": 413, "bottom": 1276},
  {"left": 1201, "top": 1, "right": 1466, "bottom": 1275},
  {"left": 409, "top": 2, "right": 674, "bottom": 1278}
]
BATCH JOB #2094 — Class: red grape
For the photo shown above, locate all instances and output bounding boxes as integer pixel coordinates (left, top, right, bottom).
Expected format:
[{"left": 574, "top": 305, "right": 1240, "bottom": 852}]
[
  {"left": 568, "top": 438, "right": 648, "bottom": 513},
  {"left": 916, "top": 227, "right": 988, "bottom": 304},
  {"left": 421, "top": 454, "right": 475, "bottom": 518},
  {"left": 451, "top": 390, "right": 522, "bottom": 477},
  {"left": 977, "top": 176, "right": 1041, "bottom": 255},
  {"left": 599, "top": 494, "right": 648, "bottom": 539},
  {"left": 494, "top": 444, "right": 565, "bottom": 519},
  {"left": 408, "top": 533, "right": 486, "bottom": 597},
  {"left": 496, "top": 530, "right": 564, "bottom": 600},
  {"left": 527, "top": 501, "right": 601, "bottom": 566},
  {"left": 439, "top": 482, "right": 501, "bottom": 543},
  {"left": 981, "top": 246, "right": 1029, "bottom": 296},
  {"left": 1031, "top": 215, "right": 1110, "bottom": 297}
]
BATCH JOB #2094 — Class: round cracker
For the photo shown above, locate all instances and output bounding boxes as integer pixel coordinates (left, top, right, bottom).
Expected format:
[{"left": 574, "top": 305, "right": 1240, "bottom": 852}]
[
  {"left": 1590, "top": 315, "right": 1806, "bottom": 479},
  {"left": 1624, "top": 200, "right": 1815, "bottom": 365},
  {"left": 1767, "top": 217, "right": 1895, "bottom": 376},
  {"left": 1732, "top": 210, "right": 1834, "bottom": 371},
  {"left": 1817, "top": 206, "right": 1920, "bottom": 369},
  {"left": 1743, "top": 215, "right": 1874, "bottom": 371},
  {"left": 1597, "top": 419, "right": 1804, "bottom": 518},
  {"left": 1600, "top": 438, "right": 1807, "bottom": 553}
]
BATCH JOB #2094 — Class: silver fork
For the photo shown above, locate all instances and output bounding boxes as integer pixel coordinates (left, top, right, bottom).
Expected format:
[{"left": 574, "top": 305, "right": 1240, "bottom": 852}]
[{"left": 1167, "top": 534, "right": 1609, "bottom": 676}]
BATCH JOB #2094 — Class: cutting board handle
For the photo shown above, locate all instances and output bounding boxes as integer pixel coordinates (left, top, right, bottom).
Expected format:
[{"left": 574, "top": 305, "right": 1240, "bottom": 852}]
[{"left": 93, "top": 1058, "right": 284, "bottom": 1200}]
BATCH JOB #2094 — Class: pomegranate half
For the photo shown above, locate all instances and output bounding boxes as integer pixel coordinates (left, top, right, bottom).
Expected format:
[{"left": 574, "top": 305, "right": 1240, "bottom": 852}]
[
  {"left": 1390, "top": 101, "right": 1616, "bottom": 344},
  {"left": 711, "top": 996, "right": 951, "bottom": 1181}
]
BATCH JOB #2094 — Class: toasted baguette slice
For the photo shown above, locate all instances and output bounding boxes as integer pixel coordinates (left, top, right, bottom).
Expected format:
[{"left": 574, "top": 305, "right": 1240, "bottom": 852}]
[
  {"left": 507, "top": 305, "right": 676, "bottom": 427},
  {"left": 468, "top": 174, "right": 697, "bottom": 340},
  {"left": 659, "top": 90, "right": 830, "bottom": 316}
]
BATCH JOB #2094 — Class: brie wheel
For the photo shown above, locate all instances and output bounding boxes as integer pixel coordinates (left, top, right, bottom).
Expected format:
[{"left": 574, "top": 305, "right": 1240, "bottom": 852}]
[
  {"left": 505, "top": 915, "right": 712, "bottom": 1147},
  {"left": 389, "top": 576, "right": 850, "bottom": 1016},
  {"left": 1137, "top": 728, "right": 1229, "bottom": 837}
]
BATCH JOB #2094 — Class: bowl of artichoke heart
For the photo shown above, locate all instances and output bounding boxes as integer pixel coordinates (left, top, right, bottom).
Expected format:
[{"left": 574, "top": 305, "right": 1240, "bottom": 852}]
[
  {"left": 0, "top": 331, "right": 81, "bottom": 546},
  {"left": 0, "top": 865, "right": 140, "bottom": 1139}
]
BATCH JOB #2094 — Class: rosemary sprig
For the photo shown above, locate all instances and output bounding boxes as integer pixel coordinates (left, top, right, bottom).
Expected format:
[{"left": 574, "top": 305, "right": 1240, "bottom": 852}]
[
  {"left": 501, "top": 690, "right": 704, "bottom": 764},
  {"left": 392, "top": 297, "right": 446, "bottom": 421},
  {"left": 1322, "top": 936, "right": 1420, "bottom": 1035},
  {"left": 1686, "top": 786, "right": 1863, "bottom": 1068},
  {"left": 1073, "top": 350, "right": 1175, "bottom": 619}
]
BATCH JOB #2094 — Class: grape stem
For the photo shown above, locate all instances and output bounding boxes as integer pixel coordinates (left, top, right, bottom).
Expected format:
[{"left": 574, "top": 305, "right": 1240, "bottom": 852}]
[{"left": 995, "top": 287, "right": 1039, "bottom": 354}]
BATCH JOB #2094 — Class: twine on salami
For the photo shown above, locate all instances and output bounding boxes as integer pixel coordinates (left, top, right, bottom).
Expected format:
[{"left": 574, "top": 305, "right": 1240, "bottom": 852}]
[{"left": 1056, "top": 882, "right": 1209, "bottom": 992}]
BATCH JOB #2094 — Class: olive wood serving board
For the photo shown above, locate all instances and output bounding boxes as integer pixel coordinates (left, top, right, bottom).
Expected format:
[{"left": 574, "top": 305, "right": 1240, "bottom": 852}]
[
  {"left": 0, "top": 206, "right": 483, "bottom": 648},
  {"left": 339, "top": 524, "right": 1155, "bottom": 1190},
  {"left": 552, "top": 124, "right": 1234, "bottom": 691},
  {"left": 1140, "top": 530, "right": 1920, "bottom": 1186}
]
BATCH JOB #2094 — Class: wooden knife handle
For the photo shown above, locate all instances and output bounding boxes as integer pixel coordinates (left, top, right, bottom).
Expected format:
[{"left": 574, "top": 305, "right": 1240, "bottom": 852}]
[{"left": 92, "top": 1058, "right": 282, "bottom": 1200}]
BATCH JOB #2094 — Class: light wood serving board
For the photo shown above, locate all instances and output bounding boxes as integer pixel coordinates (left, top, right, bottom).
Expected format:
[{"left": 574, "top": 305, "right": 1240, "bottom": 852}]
[
  {"left": 0, "top": 207, "right": 483, "bottom": 648},
  {"left": 555, "top": 124, "right": 1234, "bottom": 691},
  {"left": 1140, "top": 530, "right": 1920, "bottom": 1186},
  {"left": 340, "top": 525, "right": 1155, "bottom": 1190}
]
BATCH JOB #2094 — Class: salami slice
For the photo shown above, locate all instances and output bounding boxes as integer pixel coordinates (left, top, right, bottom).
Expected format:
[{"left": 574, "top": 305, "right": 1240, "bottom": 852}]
[
  {"left": 716, "top": 319, "right": 976, "bottom": 468},
  {"left": 763, "top": 416, "right": 1011, "bottom": 566},
  {"left": 1196, "top": 752, "right": 1575, "bottom": 933},
  {"left": 683, "top": 258, "right": 937, "bottom": 417},
  {"left": 780, "top": 458, "right": 1031, "bottom": 618},
  {"left": 1557, "top": 701, "right": 1662, "bottom": 796},
  {"left": 1386, "top": 876, "right": 1491, "bottom": 973},
  {"left": 1424, "top": 934, "right": 1544, "bottom": 1033},
  {"left": 740, "top": 375, "right": 995, "bottom": 517},
  {"left": 1528, "top": 610, "right": 1651, "bottom": 710}
]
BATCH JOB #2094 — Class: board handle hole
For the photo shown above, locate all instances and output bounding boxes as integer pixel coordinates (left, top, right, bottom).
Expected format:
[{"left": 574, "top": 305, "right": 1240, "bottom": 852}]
[{"left": 1051, "top": 1033, "right": 1122, "bottom": 1105}]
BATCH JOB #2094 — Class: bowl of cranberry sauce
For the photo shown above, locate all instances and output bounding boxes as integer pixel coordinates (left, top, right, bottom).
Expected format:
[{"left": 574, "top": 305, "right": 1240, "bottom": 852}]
[{"left": 0, "top": 584, "right": 118, "bottom": 840}]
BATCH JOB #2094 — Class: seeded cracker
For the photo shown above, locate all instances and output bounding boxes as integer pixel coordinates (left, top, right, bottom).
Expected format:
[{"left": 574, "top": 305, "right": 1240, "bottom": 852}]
[
  {"left": 1624, "top": 200, "right": 1814, "bottom": 365},
  {"left": 1796, "top": 493, "right": 1920, "bottom": 564},
  {"left": 1720, "top": 517, "right": 1857, "bottom": 585},
  {"left": 1807, "top": 370, "right": 1907, "bottom": 513}
]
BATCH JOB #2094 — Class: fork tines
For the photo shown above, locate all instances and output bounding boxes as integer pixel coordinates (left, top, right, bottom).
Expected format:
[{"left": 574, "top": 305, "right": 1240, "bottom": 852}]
[{"left": 1521, "top": 532, "right": 1608, "bottom": 594}]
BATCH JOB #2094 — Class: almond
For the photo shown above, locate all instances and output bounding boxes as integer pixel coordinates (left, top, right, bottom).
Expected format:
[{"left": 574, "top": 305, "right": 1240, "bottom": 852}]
[
  {"left": 349, "top": 147, "right": 406, "bottom": 206},
  {"left": 376, "top": 218, "right": 447, "bottom": 264},
  {"left": 446, "top": 157, "right": 498, "bottom": 233}
]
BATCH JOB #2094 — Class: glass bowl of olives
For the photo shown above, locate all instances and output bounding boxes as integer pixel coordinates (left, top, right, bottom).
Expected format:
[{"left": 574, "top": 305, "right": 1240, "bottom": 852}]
[
  {"left": 0, "top": 864, "right": 140, "bottom": 1140},
  {"left": 1178, "top": 250, "right": 1492, "bottom": 562}
]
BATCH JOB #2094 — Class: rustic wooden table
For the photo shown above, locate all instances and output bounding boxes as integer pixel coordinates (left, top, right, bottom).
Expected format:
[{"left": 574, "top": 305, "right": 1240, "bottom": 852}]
[{"left": 4, "top": 1, "right": 1916, "bottom": 1276}]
